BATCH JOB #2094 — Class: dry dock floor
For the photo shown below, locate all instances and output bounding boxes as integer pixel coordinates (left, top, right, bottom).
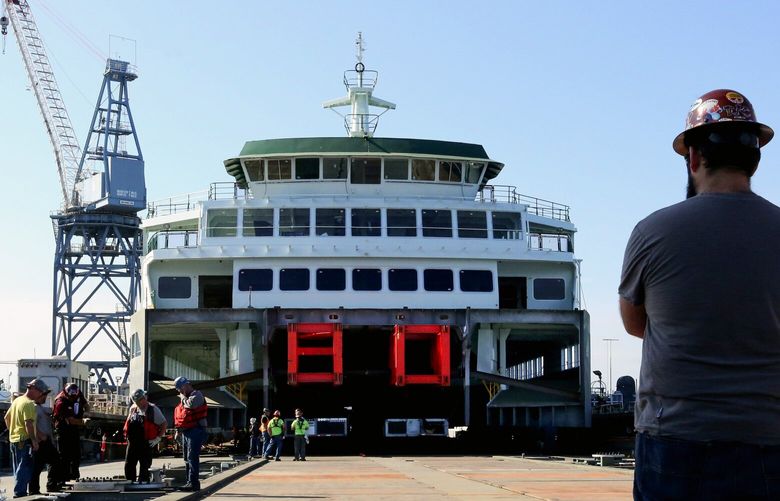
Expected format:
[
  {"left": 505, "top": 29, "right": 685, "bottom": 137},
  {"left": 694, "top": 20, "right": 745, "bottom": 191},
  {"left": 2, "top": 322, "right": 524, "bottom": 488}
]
[{"left": 207, "top": 455, "right": 634, "bottom": 500}]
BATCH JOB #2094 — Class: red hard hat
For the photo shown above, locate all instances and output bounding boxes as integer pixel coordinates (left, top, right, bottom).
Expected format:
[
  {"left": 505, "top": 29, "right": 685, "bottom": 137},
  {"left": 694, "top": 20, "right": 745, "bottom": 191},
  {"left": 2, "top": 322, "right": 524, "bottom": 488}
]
[
  {"left": 273, "top": 410, "right": 280, "bottom": 417},
  {"left": 673, "top": 89, "right": 774, "bottom": 155}
]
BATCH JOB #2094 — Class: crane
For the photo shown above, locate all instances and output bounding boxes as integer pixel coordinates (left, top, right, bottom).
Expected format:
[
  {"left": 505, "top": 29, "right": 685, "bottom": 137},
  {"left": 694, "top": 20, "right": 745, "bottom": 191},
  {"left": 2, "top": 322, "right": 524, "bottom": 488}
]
[{"left": 3, "top": 0, "right": 146, "bottom": 387}]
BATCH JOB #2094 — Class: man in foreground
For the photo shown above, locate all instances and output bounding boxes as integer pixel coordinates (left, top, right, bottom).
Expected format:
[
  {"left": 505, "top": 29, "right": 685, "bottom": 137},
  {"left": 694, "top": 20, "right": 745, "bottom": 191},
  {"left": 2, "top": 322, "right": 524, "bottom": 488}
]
[
  {"left": 4, "top": 379, "right": 49, "bottom": 498},
  {"left": 174, "top": 377, "right": 208, "bottom": 492},
  {"left": 52, "top": 382, "right": 88, "bottom": 480},
  {"left": 124, "top": 389, "right": 167, "bottom": 483},
  {"left": 620, "top": 89, "right": 780, "bottom": 500}
]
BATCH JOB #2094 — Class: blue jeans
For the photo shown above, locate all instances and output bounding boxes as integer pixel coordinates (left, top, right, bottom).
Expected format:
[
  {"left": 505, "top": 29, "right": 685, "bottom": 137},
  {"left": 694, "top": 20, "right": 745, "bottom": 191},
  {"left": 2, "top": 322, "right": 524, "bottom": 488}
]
[
  {"left": 182, "top": 428, "right": 207, "bottom": 488},
  {"left": 267, "top": 436, "right": 283, "bottom": 459},
  {"left": 634, "top": 432, "right": 780, "bottom": 500},
  {"left": 11, "top": 441, "right": 35, "bottom": 497},
  {"left": 248, "top": 435, "right": 260, "bottom": 456},
  {"left": 261, "top": 431, "right": 271, "bottom": 456}
]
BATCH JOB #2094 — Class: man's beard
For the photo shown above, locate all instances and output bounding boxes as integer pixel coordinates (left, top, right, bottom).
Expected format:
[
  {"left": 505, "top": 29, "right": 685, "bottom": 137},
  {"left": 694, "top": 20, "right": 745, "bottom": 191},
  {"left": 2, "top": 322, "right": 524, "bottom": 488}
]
[{"left": 686, "top": 172, "right": 697, "bottom": 199}]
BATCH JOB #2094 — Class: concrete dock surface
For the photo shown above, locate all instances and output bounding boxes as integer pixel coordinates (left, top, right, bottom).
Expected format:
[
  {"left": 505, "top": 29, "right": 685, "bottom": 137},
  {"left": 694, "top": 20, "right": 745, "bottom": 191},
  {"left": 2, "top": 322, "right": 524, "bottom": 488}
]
[{"left": 207, "top": 455, "right": 634, "bottom": 500}]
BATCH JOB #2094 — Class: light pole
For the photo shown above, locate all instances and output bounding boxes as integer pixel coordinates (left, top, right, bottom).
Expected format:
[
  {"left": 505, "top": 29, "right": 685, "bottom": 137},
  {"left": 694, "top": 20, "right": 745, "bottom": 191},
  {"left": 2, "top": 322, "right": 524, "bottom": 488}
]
[{"left": 603, "top": 338, "right": 619, "bottom": 394}]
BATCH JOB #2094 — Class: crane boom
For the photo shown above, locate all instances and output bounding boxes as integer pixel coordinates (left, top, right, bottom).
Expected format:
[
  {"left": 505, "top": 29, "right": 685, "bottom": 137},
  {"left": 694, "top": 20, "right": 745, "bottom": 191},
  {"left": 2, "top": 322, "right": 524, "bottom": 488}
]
[{"left": 5, "top": 0, "right": 83, "bottom": 208}]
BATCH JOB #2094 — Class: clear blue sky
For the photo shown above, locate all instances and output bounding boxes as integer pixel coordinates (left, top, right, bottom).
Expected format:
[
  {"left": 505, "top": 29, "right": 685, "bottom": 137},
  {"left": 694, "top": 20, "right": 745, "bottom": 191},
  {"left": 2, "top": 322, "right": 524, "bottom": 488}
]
[{"left": 2, "top": 1, "right": 779, "bottom": 390}]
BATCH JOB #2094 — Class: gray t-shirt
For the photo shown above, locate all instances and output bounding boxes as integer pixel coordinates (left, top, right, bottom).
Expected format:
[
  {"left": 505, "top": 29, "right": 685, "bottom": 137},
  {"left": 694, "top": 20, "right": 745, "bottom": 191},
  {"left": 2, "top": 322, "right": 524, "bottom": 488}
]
[
  {"left": 620, "top": 191, "right": 780, "bottom": 444},
  {"left": 36, "top": 404, "right": 53, "bottom": 440}
]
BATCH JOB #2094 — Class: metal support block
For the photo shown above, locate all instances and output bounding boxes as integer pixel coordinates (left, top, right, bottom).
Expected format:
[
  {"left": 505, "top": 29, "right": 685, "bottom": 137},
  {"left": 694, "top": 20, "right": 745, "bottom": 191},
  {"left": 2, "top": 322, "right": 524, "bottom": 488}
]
[
  {"left": 390, "top": 324, "right": 450, "bottom": 386},
  {"left": 287, "top": 323, "right": 343, "bottom": 385}
]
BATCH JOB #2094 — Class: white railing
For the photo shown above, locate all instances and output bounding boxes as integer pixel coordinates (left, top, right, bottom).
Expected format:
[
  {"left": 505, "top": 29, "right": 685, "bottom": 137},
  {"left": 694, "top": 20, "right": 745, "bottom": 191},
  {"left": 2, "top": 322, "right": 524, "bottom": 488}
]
[{"left": 478, "top": 185, "right": 570, "bottom": 221}]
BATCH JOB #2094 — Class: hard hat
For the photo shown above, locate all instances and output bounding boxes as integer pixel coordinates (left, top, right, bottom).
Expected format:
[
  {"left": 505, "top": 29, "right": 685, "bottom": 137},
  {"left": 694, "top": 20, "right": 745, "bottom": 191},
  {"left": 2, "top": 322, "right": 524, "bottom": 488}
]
[
  {"left": 131, "top": 389, "right": 147, "bottom": 403},
  {"left": 673, "top": 89, "right": 774, "bottom": 155},
  {"left": 65, "top": 382, "right": 79, "bottom": 395},
  {"left": 250, "top": 417, "right": 257, "bottom": 423},
  {"left": 273, "top": 410, "right": 281, "bottom": 417},
  {"left": 27, "top": 379, "right": 51, "bottom": 394},
  {"left": 174, "top": 376, "right": 191, "bottom": 390}
]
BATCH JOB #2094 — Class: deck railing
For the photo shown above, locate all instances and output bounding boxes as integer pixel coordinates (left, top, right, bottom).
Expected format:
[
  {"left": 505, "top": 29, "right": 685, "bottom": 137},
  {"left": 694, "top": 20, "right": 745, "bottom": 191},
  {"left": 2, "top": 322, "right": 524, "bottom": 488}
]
[
  {"left": 478, "top": 185, "right": 570, "bottom": 222},
  {"left": 147, "top": 230, "right": 199, "bottom": 252}
]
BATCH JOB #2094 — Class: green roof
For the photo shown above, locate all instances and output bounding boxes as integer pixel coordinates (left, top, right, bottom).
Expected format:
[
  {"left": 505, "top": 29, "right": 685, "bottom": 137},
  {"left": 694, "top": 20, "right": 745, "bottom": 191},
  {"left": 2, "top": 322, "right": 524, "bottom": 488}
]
[{"left": 223, "top": 137, "right": 503, "bottom": 187}]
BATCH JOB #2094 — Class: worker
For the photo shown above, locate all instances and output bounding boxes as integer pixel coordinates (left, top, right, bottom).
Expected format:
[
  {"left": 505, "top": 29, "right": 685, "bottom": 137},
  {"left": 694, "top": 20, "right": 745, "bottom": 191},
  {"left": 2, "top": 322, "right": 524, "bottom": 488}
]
[
  {"left": 265, "top": 410, "right": 285, "bottom": 461},
  {"left": 259, "top": 408, "right": 272, "bottom": 457},
  {"left": 173, "top": 376, "right": 208, "bottom": 492},
  {"left": 248, "top": 417, "right": 260, "bottom": 458},
  {"left": 52, "top": 382, "right": 88, "bottom": 481},
  {"left": 291, "top": 408, "right": 309, "bottom": 461},
  {"left": 30, "top": 385, "right": 62, "bottom": 494},
  {"left": 5, "top": 379, "right": 49, "bottom": 498},
  {"left": 124, "top": 389, "right": 167, "bottom": 483},
  {"left": 620, "top": 89, "right": 780, "bottom": 500}
]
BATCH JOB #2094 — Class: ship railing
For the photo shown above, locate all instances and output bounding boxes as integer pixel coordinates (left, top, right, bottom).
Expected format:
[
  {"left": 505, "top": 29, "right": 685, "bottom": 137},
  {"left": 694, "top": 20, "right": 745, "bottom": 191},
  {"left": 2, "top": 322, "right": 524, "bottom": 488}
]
[
  {"left": 88, "top": 392, "right": 130, "bottom": 417},
  {"left": 147, "top": 230, "right": 199, "bottom": 252},
  {"left": 147, "top": 183, "right": 251, "bottom": 218},
  {"left": 344, "top": 113, "right": 380, "bottom": 136},
  {"left": 479, "top": 185, "right": 570, "bottom": 222},
  {"left": 529, "top": 232, "right": 572, "bottom": 252},
  {"left": 343, "top": 69, "right": 378, "bottom": 89}
]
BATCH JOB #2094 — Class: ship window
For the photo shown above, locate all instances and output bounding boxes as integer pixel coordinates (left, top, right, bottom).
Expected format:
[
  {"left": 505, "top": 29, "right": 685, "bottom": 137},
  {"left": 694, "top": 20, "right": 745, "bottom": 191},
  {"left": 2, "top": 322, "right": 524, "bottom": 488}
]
[
  {"left": 267, "top": 159, "right": 292, "bottom": 180},
  {"left": 422, "top": 209, "right": 452, "bottom": 237},
  {"left": 351, "top": 208, "right": 381, "bottom": 237},
  {"left": 384, "top": 158, "right": 409, "bottom": 180},
  {"left": 238, "top": 269, "right": 273, "bottom": 291},
  {"left": 466, "top": 162, "right": 485, "bottom": 184},
  {"left": 411, "top": 159, "right": 435, "bottom": 181},
  {"left": 351, "top": 157, "right": 381, "bottom": 184},
  {"left": 317, "top": 268, "right": 346, "bottom": 291},
  {"left": 460, "top": 270, "right": 494, "bottom": 292},
  {"left": 280, "top": 268, "right": 310, "bottom": 291},
  {"left": 352, "top": 268, "right": 381, "bottom": 291},
  {"left": 206, "top": 209, "right": 237, "bottom": 237},
  {"left": 533, "top": 278, "right": 565, "bottom": 300},
  {"left": 243, "top": 208, "right": 274, "bottom": 237},
  {"left": 439, "top": 161, "right": 463, "bottom": 183},
  {"left": 457, "top": 211, "right": 487, "bottom": 238},
  {"left": 389, "top": 269, "right": 417, "bottom": 291},
  {"left": 158, "top": 277, "right": 191, "bottom": 298},
  {"left": 387, "top": 209, "right": 417, "bottom": 237},
  {"left": 279, "top": 208, "right": 310, "bottom": 236},
  {"left": 492, "top": 212, "right": 522, "bottom": 240},
  {"left": 244, "top": 159, "right": 264, "bottom": 182},
  {"left": 295, "top": 157, "right": 320, "bottom": 180},
  {"left": 424, "top": 269, "right": 453, "bottom": 291},
  {"left": 316, "top": 208, "right": 346, "bottom": 236},
  {"left": 323, "top": 157, "right": 348, "bottom": 179}
]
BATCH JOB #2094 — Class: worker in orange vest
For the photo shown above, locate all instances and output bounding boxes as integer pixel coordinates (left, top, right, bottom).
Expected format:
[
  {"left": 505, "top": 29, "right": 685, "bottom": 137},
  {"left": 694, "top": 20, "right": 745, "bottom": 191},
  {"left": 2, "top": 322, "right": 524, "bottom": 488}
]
[
  {"left": 173, "top": 377, "right": 207, "bottom": 492},
  {"left": 123, "top": 389, "right": 167, "bottom": 483}
]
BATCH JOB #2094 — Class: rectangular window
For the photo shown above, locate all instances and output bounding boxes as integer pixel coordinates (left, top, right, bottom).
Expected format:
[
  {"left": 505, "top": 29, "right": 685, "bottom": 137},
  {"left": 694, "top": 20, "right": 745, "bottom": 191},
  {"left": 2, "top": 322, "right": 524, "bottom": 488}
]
[
  {"left": 460, "top": 270, "right": 494, "bottom": 292},
  {"left": 158, "top": 277, "right": 191, "bottom": 298},
  {"left": 533, "top": 278, "right": 565, "bottom": 300},
  {"left": 238, "top": 269, "right": 273, "bottom": 291},
  {"left": 323, "top": 157, "right": 348, "bottom": 179},
  {"left": 317, "top": 268, "right": 346, "bottom": 291},
  {"left": 130, "top": 332, "right": 141, "bottom": 358},
  {"left": 439, "top": 161, "right": 463, "bottom": 183},
  {"left": 411, "top": 159, "right": 435, "bottom": 181},
  {"left": 279, "top": 208, "right": 310, "bottom": 236},
  {"left": 424, "top": 269, "right": 453, "bottom": 291},
  {"left": 244, "top": 159, "right": 264, "bottom": 181},
  {"left": 206, "top": 209, "right": 237, "bottom": 237},
  {"left": 243, "top": 208, "right": 274, "bottom": 237},
  {"left": 422, "top": 209, "right": 452, "bottom": 237},
  {"left": 352, "top": 268, "right": 381, "bottom": 291},
  {"left": 316, "top": 208, "right": 345, "bottom": 236},
  {"left": 389, "top": 269, "right": 417, "bottom": 291},
  {"left": 295, "top": 157, "right": 320, "bottom": 180},
  {"left": 466, "top": 162, "right": 485, "bottom": 184},
  {"left": 350, "top": 157, "right": 381, "bottom": 184},
  {"left": 387, "top": 209, "right": 417, "bottom": 237},
  {"left": 492, "top": 212, "right": 522, "bottom": 240},
  {"left": 351, "top": 208, "right": 381, "bottom": 237},
  {"left": 267, "top": 159, "right": 292, "bottom": 180},
  {"left": 457, "top": 211, "right": 487, "bottom": 238},
  {"left": 280, "top": 268, "right": 310, "bottom": 291},
  {"left": 384, "top": 158, "right": 409, "bottom": 180}
]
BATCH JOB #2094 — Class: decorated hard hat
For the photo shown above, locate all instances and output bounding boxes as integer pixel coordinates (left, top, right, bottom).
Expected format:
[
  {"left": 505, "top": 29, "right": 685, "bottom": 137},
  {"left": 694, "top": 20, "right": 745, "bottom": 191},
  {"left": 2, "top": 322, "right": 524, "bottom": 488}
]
[
  {"left": 673, "top": 89, "right": 774, "bottom": 155},
  {"left": 131, "top": 388, "right": 147, "bottom": 403},
  {"left": 273, "top": 410, "right": 281, "bottom": 417}
]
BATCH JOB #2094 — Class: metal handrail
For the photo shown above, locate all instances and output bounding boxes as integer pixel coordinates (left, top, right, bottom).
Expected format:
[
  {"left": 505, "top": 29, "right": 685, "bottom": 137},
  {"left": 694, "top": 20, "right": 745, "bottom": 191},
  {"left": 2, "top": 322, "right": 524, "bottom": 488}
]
[
  {"left": 147, "top": 230, "right": 199, "bottom": 252},
  {"left": 478, "top": 185, "right": 570, "bottom": 222}
]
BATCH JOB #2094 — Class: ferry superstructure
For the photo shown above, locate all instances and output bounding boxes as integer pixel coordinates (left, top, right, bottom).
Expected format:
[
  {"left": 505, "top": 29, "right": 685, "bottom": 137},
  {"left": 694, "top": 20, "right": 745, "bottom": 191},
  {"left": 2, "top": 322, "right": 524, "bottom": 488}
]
[{"left": 129, "top": 35, "right": 590, "bottom": 440}]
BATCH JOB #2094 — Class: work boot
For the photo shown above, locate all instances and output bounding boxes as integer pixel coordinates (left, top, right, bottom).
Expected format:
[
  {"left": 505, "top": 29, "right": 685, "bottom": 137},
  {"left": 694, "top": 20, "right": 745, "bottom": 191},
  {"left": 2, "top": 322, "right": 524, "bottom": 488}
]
[{"left": 275, "top": 458, "right": 281, "bottom": 461}]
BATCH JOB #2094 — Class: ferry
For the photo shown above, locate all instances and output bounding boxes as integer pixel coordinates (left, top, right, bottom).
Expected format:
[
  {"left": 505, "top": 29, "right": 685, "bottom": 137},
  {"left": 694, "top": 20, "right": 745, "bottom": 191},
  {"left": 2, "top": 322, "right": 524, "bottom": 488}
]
[{"left": 128, "top": 35, "right": 590, "bottom": 445}]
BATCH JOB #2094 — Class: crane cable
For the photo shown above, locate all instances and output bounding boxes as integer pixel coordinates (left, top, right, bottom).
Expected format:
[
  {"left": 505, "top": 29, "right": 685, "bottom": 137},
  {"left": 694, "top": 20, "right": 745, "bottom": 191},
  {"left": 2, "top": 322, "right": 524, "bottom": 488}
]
[{"left": 38, "top": 0, "right": 106, "bottom": 62}]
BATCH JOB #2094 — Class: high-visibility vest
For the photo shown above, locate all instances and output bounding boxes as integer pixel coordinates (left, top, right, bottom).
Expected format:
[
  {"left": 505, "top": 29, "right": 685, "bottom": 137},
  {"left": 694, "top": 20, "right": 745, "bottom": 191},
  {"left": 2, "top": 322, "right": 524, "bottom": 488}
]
[
  {"left": 174, "top": 402, "right": 208, "bottom": 429},
  {"left": 292, "top": 418, "right": 309, "bottom": 436},
  {"left": 124, "top": 405, "right": 160, "bottom": 441},
  {"left": 268, "top": 417, "right": 284, "bottom": 437}
]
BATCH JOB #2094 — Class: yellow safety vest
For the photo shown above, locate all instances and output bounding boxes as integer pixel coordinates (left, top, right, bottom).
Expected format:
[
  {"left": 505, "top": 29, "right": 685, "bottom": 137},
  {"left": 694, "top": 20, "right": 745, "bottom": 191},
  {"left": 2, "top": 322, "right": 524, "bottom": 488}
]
[{"left": 269, "top": 417, "right": 284, "bottom": 437}]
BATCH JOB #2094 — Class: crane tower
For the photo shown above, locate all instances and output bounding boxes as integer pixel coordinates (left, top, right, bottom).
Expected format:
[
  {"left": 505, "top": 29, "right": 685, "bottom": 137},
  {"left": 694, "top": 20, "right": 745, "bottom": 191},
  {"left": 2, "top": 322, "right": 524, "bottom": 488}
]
[{"left": 3, "top": 0, "right": 145, "bottom": 386}]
